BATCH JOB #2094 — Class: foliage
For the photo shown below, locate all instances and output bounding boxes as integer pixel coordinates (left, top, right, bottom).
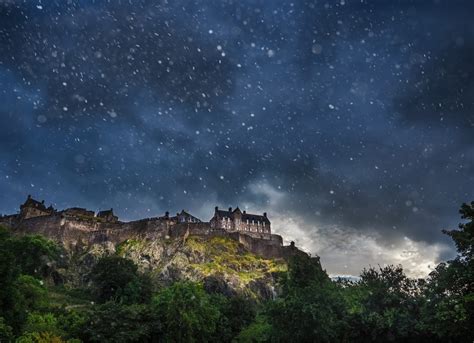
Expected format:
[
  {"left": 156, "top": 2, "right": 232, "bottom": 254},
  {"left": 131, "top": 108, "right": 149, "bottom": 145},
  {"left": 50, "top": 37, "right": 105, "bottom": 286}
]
[
  {"left": 188, "top": 236, "right": 287, "bottom": 286},
  {"left": 0, "top": 227, "right": 58, "bottom": 334},
  {"left": 417, "top": 201, "right": 474, "bottom": 342},
  {"left": 15, "top": 275, "right": 49, "bottom": 312},
  {"left": 344, "top": 265, "right": 423, "bottom": 342},
  {"left": 234, "top": 315, "right": 272, "bottom": 343},
  {"left": 443, "top": 201, "right": 474, "bottom": 260},
  {"left": 151, "top": 281, "right": 220, "bottom": 342},
  {"left": 21, "top": 313, "right": 63, "bottom": 337},
  {"left": 1, "top": 201, "right": 474, "bottom": 342},
  {"left": 0, "top": 317, "right": 14, "bottom": 343},
  {"left": 90, "top": 255, "right": 152, "bottom": 304},
  {"left": 210, "top": 294, "right": 257, "bottom": 342},
  {"left": 10, "top": 234, "right": 58, "bottom": 277},
  {"left": 81, "top": 302, "right": 151, "bottom": 343},
  {"left": 264, "top": 254, "right": 349, "bottom": 342}
]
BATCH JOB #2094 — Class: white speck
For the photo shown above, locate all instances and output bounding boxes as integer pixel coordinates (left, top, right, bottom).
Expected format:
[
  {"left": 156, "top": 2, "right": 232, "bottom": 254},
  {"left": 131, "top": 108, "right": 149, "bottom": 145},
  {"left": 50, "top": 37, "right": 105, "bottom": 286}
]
[
  {"left": 328, "top": 104, "right": 335, "bottom": 109},
  {"left": 36, "top": 5, "right": 43, "bottom": 10},
  {"left": 217, "top": 45, "right": 222, "bottom": 51},
  {"left": 267, "top": 49, "right": 275, "bottom": 57},
  {"left": 183, "top": 190, "right": 187, "bottom": 194},
  {"left": 329, "top": 190, "right": 335, "bottom": 194},
  {"left": 62, "top": 82, "right": 67, "bottom": 86},
  {"left": 108, "top": 110, "right": 117, "bottom": 118},
  {"left": 237, "top": 63, "right": 242, "bottom": 68},
  {"left": 250, "top": 113, "right": 255, "bottom": 117},
  {"left": 195, "top": 130, "right": 200, "bottom": 135},
  {"left": 220, "top": 175, "right": 224, "bottom": 180},
  {"left": 312, "top": 44, "right": 323, "bottom": 54},
  {"left": 208, "top": 29, "right": 214, "bottom": 34},
  {"left": 63, "top": 106, "right": 68, "bottom": 111}
]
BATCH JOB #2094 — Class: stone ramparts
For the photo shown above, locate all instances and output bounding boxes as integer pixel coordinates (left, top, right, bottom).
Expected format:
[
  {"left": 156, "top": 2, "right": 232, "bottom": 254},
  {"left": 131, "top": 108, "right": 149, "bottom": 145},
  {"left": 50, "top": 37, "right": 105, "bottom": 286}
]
[{"left": 0, "top": 214, "right": 301, "bottom": 260}]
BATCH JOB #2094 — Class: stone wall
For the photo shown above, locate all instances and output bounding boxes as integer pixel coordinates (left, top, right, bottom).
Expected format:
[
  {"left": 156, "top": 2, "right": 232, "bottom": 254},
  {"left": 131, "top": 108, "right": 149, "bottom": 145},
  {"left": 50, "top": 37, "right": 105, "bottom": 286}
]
[{"left": 1, "top": 214, "right": 303, "bottom": 261}]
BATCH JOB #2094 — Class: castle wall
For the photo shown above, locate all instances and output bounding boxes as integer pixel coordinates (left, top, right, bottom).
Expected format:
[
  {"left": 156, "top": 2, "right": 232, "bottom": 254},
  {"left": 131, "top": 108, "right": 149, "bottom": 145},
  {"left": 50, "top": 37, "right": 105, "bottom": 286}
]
[
  {"left": 0, "top": 214, "right": 20, "bottom": 228},
  {"left": 3, "top": 211, "right": 301, "bottom": 261},
  {"left": 21, "top": 208, "right": 51, "bottom": 220}
]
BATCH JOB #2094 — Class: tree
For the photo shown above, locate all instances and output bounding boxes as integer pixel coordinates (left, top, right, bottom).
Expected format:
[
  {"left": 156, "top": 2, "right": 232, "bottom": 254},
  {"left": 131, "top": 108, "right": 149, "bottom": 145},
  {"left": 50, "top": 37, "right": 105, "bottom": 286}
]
[
  {"left": 210, "top": 294, "right": 257, "bottom": 342},
  {"left": 265, "top": 254, "right": 349, "bottom": 343},
  {"left": 443, "top": 201, "right": 474, "bottom": 260},
  {"left": 151, "top": 282, "right": 220, "bottom": 342},
  {"left": 345, "top": 265, "right": 422, "bottom": 342},
  {"left": 419, "top": 201, "right": 474, "bottom": 342},
  {"left": 90, "top": 255, "right": 152, "bottom": 304},
  {"left": 0, "top": 317, "right": 13, "bottom": 343},
  {"left": 82, "top": 302, "right": 151, "bottom": 343},
  {"left": 0, "top": 227, "right": 57, "bottom": 334},
  {"left": 234, "top": 315, "right": 272, "bottom": 343},
  {"left": 10, "top": 234, "right": 58, "bottom": 277},
  {"left": 15, "top": 312, "right": 77, "bottom": 343}
]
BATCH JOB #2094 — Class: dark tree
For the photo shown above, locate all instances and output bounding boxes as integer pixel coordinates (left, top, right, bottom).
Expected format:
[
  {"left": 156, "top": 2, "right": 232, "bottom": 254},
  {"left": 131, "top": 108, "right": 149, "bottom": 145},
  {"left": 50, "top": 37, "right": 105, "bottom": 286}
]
[{"left": 90, "top": 255, "right": 152, "bottom": 304}]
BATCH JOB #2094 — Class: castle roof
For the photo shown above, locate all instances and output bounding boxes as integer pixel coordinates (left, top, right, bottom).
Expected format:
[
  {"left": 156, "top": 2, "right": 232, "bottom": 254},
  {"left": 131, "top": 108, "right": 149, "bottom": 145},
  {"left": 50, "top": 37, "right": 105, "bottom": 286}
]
[
  {"left": 21, "top": 195, "right": 48, "bottom": 212},
  {"left": 97, "top": 209, "right": 115, "bottom": 217},
  {"left": 176, "top": 209, "right": 202, "bottom": 222},
  {"left": 215, "top": 207, "right": 270, "bottom": 224}
]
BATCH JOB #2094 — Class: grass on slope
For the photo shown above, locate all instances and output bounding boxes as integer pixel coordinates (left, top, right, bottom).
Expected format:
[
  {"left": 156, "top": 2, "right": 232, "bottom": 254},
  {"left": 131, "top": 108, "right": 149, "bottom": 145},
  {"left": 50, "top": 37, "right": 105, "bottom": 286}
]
[{"left": 186, "top": 236, "right": 287, "bottom": 284}]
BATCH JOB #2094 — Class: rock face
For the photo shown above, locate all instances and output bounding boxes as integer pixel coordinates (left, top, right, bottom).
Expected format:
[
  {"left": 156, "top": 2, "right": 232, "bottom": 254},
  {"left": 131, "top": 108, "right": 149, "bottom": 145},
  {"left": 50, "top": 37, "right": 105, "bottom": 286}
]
[
  {"left": 1, "top": 214, "right": 307, "bottom": 299},
  {"left": 46, "top": 235, "right": 289, "bottom": 299}
]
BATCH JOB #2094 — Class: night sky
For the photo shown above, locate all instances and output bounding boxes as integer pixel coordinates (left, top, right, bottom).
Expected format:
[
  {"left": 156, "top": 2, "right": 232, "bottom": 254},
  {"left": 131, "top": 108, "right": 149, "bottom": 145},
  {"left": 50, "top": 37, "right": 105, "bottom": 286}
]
[{"left": 1, "top": 0, "right": 473, "bottom": 277}]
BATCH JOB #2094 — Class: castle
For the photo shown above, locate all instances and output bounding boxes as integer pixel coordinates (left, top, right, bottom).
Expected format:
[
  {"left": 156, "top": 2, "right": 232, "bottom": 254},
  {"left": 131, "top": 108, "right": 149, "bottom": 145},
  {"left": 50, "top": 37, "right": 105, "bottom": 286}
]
[
  {"left": 0, "top": 196, "right": 287, "bottom": 259},
  {"left": 210, "top": 207, "right": 271, "bottom": 235}
]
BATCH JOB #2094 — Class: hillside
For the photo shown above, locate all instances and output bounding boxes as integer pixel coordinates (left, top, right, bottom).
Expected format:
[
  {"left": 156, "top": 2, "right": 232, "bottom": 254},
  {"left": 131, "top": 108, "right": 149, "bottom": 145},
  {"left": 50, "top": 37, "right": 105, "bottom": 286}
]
[{"left": 52, "top": 233, "right": 288, "bottom": 299}]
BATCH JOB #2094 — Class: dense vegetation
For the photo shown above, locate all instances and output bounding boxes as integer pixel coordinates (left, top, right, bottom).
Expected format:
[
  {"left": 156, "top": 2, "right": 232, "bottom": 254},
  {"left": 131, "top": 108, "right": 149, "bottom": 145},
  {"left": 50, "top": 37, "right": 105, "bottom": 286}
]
[{"left": 0, "top": 201, "right": 472, "bottom": 342}]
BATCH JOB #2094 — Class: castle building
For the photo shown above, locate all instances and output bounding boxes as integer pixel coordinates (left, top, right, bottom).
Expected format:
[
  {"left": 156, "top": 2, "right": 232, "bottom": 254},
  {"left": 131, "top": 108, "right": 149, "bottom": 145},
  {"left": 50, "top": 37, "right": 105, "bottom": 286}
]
[
  {"left": 20, "top": 195, "right": 55, "bottom": 219},
  {"left": 210, "top": 207, "right": 271, "bottom": 235},
  {"left": 61, "top": 207, "right": 95, "bottom": 218},
  {"left": 97, "top": 208, "right": 119, "bottom": 223},
  {"left": 173, "top": 210, "right": 202, "bottom": 223}
]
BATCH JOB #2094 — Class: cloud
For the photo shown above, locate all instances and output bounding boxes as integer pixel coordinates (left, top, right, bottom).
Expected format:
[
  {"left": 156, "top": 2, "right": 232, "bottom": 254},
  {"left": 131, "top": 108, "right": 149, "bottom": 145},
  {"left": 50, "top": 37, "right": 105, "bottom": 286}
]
[
  {"left": 240, "top": 182, "right": 452, "bottom": 278},
  {"left": 1, "top": 0, "right": 472, "bottom": 277},
  {"left": 271, "top": 214, "right": 451, "bottom": 279}
]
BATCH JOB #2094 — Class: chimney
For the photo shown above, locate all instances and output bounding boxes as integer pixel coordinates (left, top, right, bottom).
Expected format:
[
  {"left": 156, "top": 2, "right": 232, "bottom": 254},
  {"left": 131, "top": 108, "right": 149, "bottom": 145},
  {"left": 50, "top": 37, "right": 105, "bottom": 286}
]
[
  {"left": 228, "top": 207, "right": 232, "bottom": 212},
  {"left": 263, "top": 212, "right": 267, "bottom": 218},
  {"left": 27, "top": 194, "right": 31, "bottom": 199},
  {"left": 243, "top": 210, "right": 246, "bottom": 214},
  {"left": 165, "top": 211, "right": 169, "bottom": 218},
  {"left": 215, "top": 206, "right": 218, "bottom": 212},
  {"left": 41, "top": 200, "right": 45, "bottom": 204}
]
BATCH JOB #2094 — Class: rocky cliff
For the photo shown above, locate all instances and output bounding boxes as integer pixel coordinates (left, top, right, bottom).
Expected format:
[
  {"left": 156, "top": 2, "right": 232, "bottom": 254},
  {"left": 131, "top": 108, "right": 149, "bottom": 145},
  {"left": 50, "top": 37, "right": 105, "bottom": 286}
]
[{"left": 1, "top": 214, "right": 307, "bottom": 299}]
